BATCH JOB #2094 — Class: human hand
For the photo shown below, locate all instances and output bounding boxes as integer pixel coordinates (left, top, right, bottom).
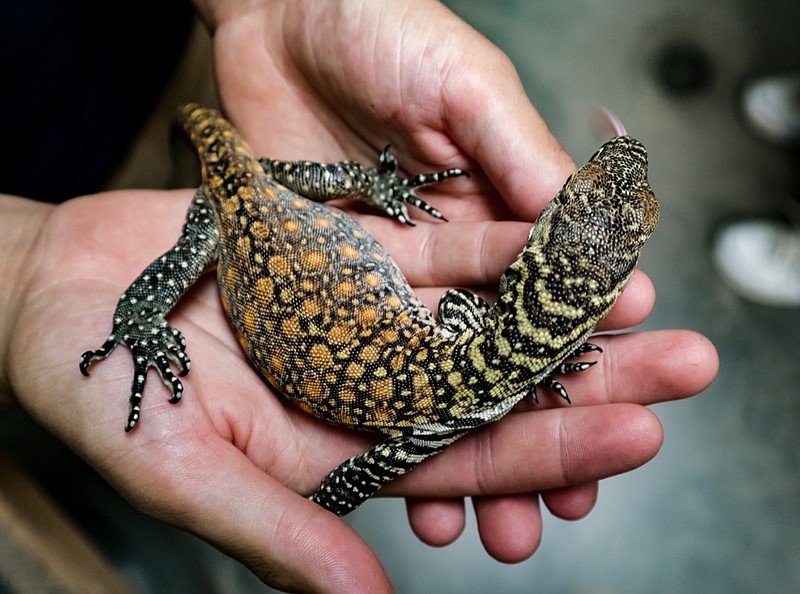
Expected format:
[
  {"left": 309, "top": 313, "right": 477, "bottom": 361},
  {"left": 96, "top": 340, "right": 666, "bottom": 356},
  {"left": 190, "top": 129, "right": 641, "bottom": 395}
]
[
  {"left": 4, "top": 186, "right": 715, "bottom": 594},
  {"left": 1, "top": 2, "right": 718, "bottom": 593}
]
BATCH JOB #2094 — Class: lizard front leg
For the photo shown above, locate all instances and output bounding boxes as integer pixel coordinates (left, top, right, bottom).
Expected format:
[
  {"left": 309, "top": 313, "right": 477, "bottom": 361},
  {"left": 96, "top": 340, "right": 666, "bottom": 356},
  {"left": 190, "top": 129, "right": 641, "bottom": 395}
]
[
  {"left": 261, "top": 146, "right": 468, "bottom": 225},
  {"left": 80, "top": 189, "right": 219, "bottom": 431},
  {"left": 532, "top": 343, "right": 603, "bottom": 404}
]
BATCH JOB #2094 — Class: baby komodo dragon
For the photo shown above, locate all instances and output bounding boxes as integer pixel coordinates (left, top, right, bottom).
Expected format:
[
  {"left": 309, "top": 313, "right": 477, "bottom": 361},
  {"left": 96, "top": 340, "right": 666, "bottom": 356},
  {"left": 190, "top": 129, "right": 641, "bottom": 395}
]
[{"left": 80, "top": 104, "right": 659, "bottom": 516}]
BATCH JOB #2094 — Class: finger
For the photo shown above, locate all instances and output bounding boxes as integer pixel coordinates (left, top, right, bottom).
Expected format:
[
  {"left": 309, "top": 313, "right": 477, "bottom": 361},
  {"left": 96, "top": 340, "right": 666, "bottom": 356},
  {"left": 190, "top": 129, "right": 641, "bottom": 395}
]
[
  {"left": 595, "top": 270, "right": 655, "bottom": 331},
  {"left": 440, "top": 43, "right": 576, "bottom": 221},
  {"left": 541, "top": 482, "right": 599, "bottom": 521},
  {"left": 382, "top": 327, "right": 715, "bottom": 498},
  {"left": 124, "top": 434, "right": 392, "bottom": 594},
  {"left": 472, "top": 493, "right": 542, "bottom": 563},
  {"left": 385, "top": 402, "right": 663, "bottom": 499},
  {"left": 406, "top": 497, "right": 466, "bottom": 547},
  {"left": 557, "top": 329, "right": 719, "bottom": 406},
  {"left": 363, "top": 216, "right": 530, "bottom": 288}
]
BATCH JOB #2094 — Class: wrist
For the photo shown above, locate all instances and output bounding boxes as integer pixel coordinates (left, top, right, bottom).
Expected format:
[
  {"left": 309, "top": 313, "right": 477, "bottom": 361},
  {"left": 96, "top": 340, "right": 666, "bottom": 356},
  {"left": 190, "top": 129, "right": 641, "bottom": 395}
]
[{"left": 0, "top": 194, "right": 51, "bottom": 401}]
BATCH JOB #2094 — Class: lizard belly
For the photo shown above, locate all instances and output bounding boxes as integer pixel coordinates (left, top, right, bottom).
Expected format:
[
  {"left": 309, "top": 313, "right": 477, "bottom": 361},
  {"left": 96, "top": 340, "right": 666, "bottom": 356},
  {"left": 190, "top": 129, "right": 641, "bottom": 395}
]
[
  {"left": 215, "top": 180, "right": 446, "bottom": 430},
  {"left": 80, "top": 103, "right": 658, "bottom": 514}
]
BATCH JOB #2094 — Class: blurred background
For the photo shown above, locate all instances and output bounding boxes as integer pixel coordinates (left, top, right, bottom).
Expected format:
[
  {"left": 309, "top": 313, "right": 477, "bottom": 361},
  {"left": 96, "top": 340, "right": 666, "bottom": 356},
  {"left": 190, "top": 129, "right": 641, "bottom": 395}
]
[{"left": 2, "top": 1, "right": 798, "bottom": 592}]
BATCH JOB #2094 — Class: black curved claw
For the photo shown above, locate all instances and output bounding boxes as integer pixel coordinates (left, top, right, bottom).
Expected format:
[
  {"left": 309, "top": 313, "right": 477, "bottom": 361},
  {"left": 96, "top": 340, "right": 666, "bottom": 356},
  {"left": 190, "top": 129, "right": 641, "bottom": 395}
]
[
  {"left": 371, "top": 145, "right": 469, "bottom": 224},
  {"left": 398, "top": 190, "right": 447, "bottom": 222},
  {"left": 530, "top": 377, "right": 572, "bottom": 404},
  {"left": 171, "top": 327, "right": 187, "bottom": 349},
  {"left": 167, "top": 341, "right": 191, "bottom": 378},
  {"left": 82, "top": 314, "right": 191, "bottom": 431},
  {"left": 543, "top": 377, "right": 571, "bottom": 404},
  {"left": 570, "top": 342, "right": 603, "bottom": 357},
  {"left": 405, "top": 168, "right": 471, "bottom": 189},
  {"left": 385, "top": 202, "right": 415, "bottom": 226},
  {"left": 121, "top": 346, "right": 187, "bottom": 432},
  {"left": 79, "top": 336, "right": 120, "bottom": 376},
  {"left": 530, "top": 384, "right": 540, "bottom": 404},
  {"left": 554, "top": 360, "right": 598, "bottom": 375},
  {"left": 172, "top": 349, "right": 191, "bottom": 377}
]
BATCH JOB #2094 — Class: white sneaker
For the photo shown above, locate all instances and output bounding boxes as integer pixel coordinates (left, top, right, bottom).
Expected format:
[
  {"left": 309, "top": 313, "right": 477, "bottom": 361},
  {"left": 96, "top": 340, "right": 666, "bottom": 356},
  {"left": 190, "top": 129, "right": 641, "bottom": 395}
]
[
  {"left": 741, "top": 73, "right": 800, "bottom": 145},
  {"left": 712, "top": 219, "right": 800, "bottom": 307}
]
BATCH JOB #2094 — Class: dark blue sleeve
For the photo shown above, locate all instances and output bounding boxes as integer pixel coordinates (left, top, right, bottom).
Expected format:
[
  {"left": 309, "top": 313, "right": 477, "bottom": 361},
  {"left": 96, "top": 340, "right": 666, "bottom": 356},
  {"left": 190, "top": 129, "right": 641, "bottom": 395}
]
[{"left": 0, "top": 0, "right": 194, "bottom": 202}]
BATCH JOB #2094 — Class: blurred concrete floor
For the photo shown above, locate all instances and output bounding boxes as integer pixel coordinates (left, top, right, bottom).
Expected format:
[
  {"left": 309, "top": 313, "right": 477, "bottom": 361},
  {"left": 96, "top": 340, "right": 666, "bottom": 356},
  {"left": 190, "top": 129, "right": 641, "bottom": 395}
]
[{"left": 3, "top": 1, "right": 799, "bottom": 593}]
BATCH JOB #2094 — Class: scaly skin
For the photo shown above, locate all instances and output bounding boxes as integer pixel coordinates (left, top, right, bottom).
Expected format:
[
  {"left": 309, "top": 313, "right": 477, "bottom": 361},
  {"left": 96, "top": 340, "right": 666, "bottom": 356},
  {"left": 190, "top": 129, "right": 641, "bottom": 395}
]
[{"left": 81, "top": 104, "right": 659, "bottom": 515}]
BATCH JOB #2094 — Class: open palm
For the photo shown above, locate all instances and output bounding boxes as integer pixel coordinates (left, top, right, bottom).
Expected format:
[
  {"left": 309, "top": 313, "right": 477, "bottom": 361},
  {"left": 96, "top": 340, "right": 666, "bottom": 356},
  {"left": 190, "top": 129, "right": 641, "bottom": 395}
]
[
  {"left": 4, "top": 2, "right": 718, "bottom": 593},
  {"left": 8, "top": 183, "right": 713, "bottom": 593}
]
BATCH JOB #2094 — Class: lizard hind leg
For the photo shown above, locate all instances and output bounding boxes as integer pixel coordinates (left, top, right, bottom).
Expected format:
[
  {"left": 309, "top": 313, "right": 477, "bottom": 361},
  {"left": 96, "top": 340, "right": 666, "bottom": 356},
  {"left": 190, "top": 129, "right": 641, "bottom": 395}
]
[
  {"left": 79, "top": 190, "right": 219, "bottom": 431},
  {"left": 310, "top": 430, "right": 466, "bottom": 516},
  {"left": 262, "top": 146, "right": 469, "bottom": 226}
]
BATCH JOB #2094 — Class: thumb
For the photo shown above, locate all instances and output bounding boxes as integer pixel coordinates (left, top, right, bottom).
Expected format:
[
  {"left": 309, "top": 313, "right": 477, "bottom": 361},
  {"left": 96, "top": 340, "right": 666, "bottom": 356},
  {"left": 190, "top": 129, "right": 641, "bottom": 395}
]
[
  {"left": 441, "top": 40, "right": 575, "bottom": 221},
  {"left": 143, "top": 437, "right": 392, "bottom": 594}
]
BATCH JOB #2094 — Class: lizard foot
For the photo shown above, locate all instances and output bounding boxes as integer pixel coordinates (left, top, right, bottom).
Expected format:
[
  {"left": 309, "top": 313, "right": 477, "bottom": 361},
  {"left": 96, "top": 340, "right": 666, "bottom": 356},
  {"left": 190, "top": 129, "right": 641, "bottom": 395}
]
[
  {"left": 531, "top": 342, "right": 603, "bottom": 404},
  {"left": 80, "top": 311, "right": 190, "bottom": 431},
  {"left": 369, "top": 145, "right": 469, "bottom": 225}
]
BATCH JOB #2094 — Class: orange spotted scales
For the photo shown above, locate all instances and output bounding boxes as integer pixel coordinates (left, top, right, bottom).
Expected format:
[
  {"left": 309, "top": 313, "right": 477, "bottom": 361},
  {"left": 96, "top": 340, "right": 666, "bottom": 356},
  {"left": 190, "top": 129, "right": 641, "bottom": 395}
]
[{"left": 80, "top": 104, "right": 659, "bottom": 515}]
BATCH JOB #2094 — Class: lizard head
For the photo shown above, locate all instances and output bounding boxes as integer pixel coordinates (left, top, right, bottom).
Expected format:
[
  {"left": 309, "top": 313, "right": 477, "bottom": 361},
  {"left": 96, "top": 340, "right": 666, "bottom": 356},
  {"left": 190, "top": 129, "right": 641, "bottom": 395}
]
[
  {"left": 478, "top": 136, "right": 659, "bottom": 395},
  {"left": 528, "top": 135, "right": 660, "bottom": 283}
]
